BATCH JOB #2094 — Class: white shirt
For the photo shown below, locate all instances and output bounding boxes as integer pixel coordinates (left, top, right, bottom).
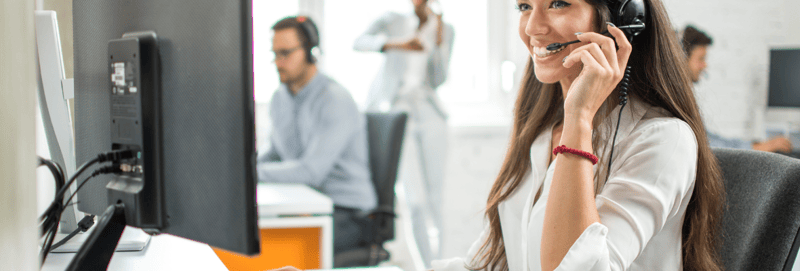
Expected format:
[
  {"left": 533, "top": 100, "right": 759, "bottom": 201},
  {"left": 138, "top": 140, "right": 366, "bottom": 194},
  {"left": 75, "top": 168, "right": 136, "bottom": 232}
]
[{"left": 433, "top": 97, "right": 698, "bottom": 271}]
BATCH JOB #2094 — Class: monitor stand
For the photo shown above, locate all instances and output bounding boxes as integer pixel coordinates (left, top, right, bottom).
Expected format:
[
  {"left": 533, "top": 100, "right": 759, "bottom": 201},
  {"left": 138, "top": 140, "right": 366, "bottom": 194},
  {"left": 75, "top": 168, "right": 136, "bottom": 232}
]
[
  {"left": 65, "top": 204, "right": 131, "bottom": 271},
  {"left": 50, "top": 223, "right": 151, "bottom": 253}
]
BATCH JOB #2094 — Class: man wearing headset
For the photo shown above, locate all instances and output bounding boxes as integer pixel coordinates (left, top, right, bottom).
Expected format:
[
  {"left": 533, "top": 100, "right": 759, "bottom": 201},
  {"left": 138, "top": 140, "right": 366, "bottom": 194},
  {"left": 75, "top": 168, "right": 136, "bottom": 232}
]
[
  {"left": 258, "top": 16, "right": 377, "bottom": 260},
  {"left": 681, "top": 25, "right": 792, "bottom": 153}
]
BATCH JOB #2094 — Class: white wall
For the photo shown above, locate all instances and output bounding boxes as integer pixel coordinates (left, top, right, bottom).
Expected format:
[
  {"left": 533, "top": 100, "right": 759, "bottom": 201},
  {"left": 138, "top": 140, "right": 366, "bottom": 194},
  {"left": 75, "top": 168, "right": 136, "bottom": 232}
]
[
  {"left": 664, "top": 0, "right": 800, "bottom": 139},
  {"left": 440, "top": 126, "right": 510, "bottom": 259},
  {"left": 1, "top": 0, "right": 39, "bottom": 270}
]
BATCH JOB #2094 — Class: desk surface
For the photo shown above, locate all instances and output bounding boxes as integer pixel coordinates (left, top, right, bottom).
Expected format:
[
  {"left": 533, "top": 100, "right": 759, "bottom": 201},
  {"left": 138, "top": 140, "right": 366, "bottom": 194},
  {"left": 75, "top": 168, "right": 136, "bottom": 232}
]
[
  {"left": 41, "top": 227, "right": 228, "bottom": 271},
  {"left": 42, "top": 184, "right": 335, "bottom": 271},
  {"left": 259, "top": 183, "right": 333, "bottom": 217},
  {"left": 311, "top": 268, "right": 403, "bottom": 271}
]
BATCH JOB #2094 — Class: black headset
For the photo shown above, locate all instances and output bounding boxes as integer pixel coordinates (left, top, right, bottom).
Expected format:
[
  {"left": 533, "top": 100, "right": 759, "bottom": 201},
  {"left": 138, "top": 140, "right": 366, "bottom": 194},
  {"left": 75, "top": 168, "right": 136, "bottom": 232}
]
[
  {"left": 294, "top": 16, "right": 320, "bottom": 64},
  {"left": 605, "top": 0, "right": 646, "bottom": 42},
  {"left": 603, "top": 0, "right": 647, "bottom": 182}
]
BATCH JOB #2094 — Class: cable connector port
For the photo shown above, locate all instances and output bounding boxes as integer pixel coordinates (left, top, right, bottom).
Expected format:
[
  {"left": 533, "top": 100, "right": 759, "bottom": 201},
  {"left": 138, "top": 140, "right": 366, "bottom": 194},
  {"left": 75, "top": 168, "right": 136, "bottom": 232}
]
[
  {"left": 77, "top": 215, "right": 95, "bottom": 232},
  {"left": 97, "top": 150, "right": 136, "bottom": 163}
]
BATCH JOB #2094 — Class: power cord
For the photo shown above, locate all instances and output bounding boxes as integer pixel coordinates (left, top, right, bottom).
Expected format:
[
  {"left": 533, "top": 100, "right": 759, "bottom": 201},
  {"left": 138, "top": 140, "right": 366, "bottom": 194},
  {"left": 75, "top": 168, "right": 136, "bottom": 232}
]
[
  {"left": 37, "top": 157, "right": 66, "bottom": 266},
  {"left": 61, "top": 165, "right": 121, "bottom": 216},
  {"left": 38, "top": 150, "right": 134, "bottom": 265},
  {"left": 49, "top": 215, "right": 96, "bottom": 251}
]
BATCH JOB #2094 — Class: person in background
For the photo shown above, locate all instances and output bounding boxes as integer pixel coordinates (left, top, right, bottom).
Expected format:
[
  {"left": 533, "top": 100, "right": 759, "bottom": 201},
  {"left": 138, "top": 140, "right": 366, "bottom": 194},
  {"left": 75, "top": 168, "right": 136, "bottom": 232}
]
[
  {"left": 354, "top": 0, "right": 454, "bottom": 266},
  {"left": 258, "top": 16, "right": 376, "bottom": 263},
  {"left": 681, "top": 25, "right": 792, "bottom": 153}
]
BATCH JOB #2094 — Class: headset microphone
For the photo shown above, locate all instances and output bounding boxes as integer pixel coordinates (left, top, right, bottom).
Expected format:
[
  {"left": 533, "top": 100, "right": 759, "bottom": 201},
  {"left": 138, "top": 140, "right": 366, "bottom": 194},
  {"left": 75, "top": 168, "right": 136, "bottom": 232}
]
[{"left": 545, "top": 23, "right": 645, "bottom": 51}]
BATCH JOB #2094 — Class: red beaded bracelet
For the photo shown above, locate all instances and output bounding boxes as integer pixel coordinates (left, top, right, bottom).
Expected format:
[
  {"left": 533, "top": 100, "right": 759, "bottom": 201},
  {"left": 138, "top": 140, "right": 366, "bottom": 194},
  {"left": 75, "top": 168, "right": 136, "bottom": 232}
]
[{"left": 552, "top": 145, "right": 598, "bottom": 165}]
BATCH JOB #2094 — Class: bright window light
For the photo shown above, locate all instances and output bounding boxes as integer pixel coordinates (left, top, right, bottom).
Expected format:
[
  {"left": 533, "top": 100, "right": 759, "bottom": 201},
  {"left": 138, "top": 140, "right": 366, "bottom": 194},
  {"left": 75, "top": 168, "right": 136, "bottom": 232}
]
[
  {"left": 253, "top": 0, "right": 299, "bottom": 104},
  {"left": 502, "top": 60, "right": 516, "bottom": 93}
]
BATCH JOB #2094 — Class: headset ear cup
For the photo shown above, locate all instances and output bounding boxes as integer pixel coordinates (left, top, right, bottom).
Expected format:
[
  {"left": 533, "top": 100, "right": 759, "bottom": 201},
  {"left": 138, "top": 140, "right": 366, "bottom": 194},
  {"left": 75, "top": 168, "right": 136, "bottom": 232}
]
[
  {"left": 294, "top": 16, "right": 320, "bottom": 64},
  {"left": 306, "top": 48, "right": 314, "bottom": 63},
  {"left": 618, "top": 0, "right": 646, "bottom": 39}
]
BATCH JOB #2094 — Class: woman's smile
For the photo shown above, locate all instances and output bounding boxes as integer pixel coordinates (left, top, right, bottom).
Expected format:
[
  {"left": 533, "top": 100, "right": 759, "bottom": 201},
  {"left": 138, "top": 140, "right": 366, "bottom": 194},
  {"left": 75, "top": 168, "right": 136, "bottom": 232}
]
[{"left": 533, "top": 44, "right": 565, "bottom": 58}]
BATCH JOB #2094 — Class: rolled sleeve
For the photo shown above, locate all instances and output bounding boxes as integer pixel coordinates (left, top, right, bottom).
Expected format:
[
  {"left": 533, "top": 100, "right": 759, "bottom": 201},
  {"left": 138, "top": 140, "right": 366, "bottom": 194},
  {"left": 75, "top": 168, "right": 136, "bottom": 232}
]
[
  {"left": 555, "top": 119, "right": 698, "bottom": 271},
  {"left": 554, "top": 222, "right": 610, "bottom": 271}
]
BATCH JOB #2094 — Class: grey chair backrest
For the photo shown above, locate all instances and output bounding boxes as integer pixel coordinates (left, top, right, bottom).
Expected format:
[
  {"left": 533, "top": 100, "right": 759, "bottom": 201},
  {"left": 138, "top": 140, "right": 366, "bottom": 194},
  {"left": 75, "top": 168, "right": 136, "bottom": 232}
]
[
  {"left": 713, "top": 148, "right": 800, "bottom": 271},
  {"left": 365, "top": 112, "right": 407, "bottom": 242}
]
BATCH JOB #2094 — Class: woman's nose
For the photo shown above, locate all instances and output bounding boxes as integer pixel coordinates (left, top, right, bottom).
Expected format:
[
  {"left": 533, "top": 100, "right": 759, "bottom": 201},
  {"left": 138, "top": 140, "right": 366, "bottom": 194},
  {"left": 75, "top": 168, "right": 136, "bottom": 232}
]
[{"left": 524, "top": 8, "right": 549, "bottom": 37}]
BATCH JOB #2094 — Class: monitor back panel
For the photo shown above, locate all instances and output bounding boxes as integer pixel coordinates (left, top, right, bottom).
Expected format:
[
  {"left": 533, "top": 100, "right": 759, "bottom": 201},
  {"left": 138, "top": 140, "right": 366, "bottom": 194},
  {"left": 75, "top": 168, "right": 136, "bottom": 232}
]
[{"left": 73, "top": 0, "right": 259, "bottom": 254}]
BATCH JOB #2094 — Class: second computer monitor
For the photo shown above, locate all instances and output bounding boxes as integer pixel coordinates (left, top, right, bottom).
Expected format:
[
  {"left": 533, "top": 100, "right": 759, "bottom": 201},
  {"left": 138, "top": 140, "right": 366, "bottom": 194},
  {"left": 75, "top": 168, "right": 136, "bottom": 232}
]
[{"left": 768, "top": 48, "right": 800, "bottom": 109}]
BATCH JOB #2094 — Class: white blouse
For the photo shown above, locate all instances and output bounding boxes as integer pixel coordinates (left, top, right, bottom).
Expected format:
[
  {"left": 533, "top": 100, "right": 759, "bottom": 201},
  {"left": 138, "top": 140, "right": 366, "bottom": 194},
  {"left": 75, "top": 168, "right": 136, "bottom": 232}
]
[{"left": 433, "top": 97, "right": 698, "bottom": 271}]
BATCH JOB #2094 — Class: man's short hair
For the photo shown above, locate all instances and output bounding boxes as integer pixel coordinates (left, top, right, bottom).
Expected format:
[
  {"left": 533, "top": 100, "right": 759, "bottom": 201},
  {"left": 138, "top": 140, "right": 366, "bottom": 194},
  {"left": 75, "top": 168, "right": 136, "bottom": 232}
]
[
  {"left": 681, "top": 25, "right": 713, "bottom": 56},
  {"left": 272, "top": 16, "right": 319, "bottom": 63}
]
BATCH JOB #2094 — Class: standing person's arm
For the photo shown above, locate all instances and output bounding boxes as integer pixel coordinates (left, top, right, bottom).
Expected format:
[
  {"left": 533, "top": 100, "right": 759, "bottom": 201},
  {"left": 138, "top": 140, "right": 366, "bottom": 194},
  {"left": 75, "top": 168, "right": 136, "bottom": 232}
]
[
  {"left": 354, "top": 13, "right": 393, "bottom": 52},
  {"left": 428, "top": 19, "right": 454, "bottom": 89},
  {"left": 355, "top": 13, "right": 424, "bottom": 53}
]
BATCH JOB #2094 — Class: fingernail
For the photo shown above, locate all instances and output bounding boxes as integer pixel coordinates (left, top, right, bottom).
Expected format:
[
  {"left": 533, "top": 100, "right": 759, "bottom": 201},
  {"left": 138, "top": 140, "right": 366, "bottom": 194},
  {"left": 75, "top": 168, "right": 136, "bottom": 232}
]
[
  {"left": 575, "top": 32, "right": 583, "bottom": 36},
  {"left": 606, "top": 22, "right": 616, "bottom": 28},
  {"left": 562, "top": 56, "right": 567, "bottom": 63}
]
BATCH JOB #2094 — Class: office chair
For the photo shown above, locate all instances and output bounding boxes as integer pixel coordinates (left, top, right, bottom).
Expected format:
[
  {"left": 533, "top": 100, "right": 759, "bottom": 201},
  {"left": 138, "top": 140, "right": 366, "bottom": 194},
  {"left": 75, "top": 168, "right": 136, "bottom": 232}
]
[
  {"left": 713, "top": 148, "right": 800, "bottom": 271},
  {"left": 334, "top": 112, "right": 407, "bottom": 268}
]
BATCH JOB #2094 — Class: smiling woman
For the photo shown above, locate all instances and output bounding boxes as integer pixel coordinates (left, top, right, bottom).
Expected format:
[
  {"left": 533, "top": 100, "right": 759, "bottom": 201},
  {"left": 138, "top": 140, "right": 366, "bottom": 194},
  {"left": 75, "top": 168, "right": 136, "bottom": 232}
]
[{"left": 430, "top": 0, "right": 725, "bottom": 270}]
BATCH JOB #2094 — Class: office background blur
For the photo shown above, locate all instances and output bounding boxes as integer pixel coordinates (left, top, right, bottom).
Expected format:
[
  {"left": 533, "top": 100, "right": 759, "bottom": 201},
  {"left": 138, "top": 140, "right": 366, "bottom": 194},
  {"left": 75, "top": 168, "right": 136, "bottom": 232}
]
[{"left": 20, "top": 0, "right": 800, "bottom": 265}]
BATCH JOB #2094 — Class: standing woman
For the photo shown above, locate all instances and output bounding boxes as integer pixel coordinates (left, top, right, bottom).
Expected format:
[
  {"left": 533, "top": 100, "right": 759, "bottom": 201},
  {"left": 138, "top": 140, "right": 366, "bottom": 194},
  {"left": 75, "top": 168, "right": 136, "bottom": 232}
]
[
  {"left": 432, "top": 0, "right": 724, "bottom": 270},
  {"left": 354, "top": 0, "right": 454, "bottom": 266}
]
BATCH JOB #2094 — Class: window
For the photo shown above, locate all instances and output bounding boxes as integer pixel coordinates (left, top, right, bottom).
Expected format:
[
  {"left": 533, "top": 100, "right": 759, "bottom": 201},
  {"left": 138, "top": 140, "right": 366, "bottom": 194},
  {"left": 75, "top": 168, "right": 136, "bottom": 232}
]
[
  {"left": 253, "top": 0, "right": 299, "bottom": 104},
  {"left": 320, "top": 0, "right": 523, "bottom": 126},
  {"left": 322, "top": 0, "right": 490, "bottom": 107},
  {"left": 322, "top": 0, "right": 409, "bottom": 107},
  {"left": 254, "top": 0, "right": 529, "bottom": 135},
  {"left": 252, "top": 0, "right": 299, "bottom": 149}
]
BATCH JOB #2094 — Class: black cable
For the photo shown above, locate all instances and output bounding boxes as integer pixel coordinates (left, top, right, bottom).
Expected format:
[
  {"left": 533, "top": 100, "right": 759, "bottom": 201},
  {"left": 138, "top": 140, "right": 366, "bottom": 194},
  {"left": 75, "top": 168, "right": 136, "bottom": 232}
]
[
  {"left": 38, "top": 157, "right": 65, "bottom": 192},
  {"left": 50, "top": 215, "right": 96, "bottom": 251},
  {"left": 40, "top": 225, "right": 56, "bottom": 265},
  {"left": 61, "top": 165, "right": 120, "bottom": 215},
  {"left": 40, "top": 150, "right": 134, "bottom": 222},
  {"left": 38, "top": 150, "right": 132, "bottom": 265},
  {"left": 41, "top": 166, "right": 117, "bottom": 264},
  {"left": 607, "top": 65, "right": 631, "bottom": 183},
  {"left": 37, "top": 157, "right": 66, "bottom": 266},
  {"left": 49, "top": 228, "right": 80, "bottom": 251}
]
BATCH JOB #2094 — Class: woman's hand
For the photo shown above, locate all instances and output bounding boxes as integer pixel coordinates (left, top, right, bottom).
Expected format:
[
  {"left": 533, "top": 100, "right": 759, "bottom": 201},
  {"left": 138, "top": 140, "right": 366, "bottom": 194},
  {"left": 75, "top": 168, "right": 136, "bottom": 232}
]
[
  {"left": 561, "top": 23, "right": 633, "bottom": 121},
  {"left": 435, "top": 14, "right": 444, "bottom": 46}
]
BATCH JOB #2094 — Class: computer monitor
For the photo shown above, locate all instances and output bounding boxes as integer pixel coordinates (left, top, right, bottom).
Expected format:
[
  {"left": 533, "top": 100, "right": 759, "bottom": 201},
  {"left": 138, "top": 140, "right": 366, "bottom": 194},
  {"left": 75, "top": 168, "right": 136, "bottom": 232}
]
[
  {"left": 72, "top": 0, "right": 259, "bottom": 268},
  {"left": 34, "top": 10, "right": 81, "bottom": 233},
  {"left": 767, "top": 48, "right": 800, "bottom": 108}
]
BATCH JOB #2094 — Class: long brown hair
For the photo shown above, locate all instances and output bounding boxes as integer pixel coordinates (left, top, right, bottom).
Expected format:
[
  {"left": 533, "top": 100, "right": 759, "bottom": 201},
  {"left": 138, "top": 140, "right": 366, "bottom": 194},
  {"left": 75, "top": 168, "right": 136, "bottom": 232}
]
[{"left": 469, "top": 0, "right": 725, "bottom": 270}]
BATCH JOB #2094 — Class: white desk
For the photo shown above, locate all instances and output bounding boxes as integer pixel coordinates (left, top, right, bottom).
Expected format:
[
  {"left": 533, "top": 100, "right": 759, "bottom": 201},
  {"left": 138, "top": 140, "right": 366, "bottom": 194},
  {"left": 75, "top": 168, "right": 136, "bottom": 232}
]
[
  {"left": 41, "top": 226, "right": 228, "bottom": 271},
  {"left": 260, "top": 183, "right": 334, "bottom": 268},
  {"left": 213, "top": 183, "right": 335, "bottom": 270},
  {"left": 41, "top": 184, "right": 335, "bottom": 271},
  {"left": 311, "top": 268, "right": 403, "bottom": 271}
]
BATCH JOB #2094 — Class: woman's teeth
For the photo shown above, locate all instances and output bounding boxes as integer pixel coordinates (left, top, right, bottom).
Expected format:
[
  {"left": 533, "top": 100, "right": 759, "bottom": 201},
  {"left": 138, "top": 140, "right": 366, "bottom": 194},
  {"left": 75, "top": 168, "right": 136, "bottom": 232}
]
[{"left": 534, "top": 46, "right": 564, "bottom": 58}]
